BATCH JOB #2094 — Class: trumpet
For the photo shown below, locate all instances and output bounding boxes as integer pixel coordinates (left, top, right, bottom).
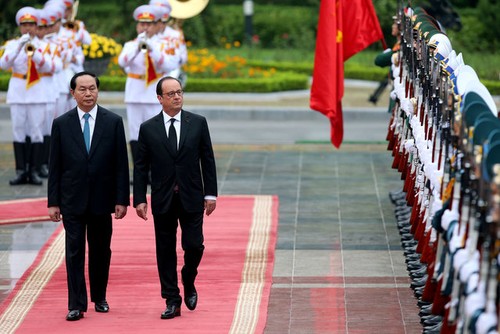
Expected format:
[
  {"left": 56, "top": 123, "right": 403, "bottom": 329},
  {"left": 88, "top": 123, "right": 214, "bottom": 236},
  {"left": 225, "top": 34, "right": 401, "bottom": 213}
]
[
  {"left": 25, "top": 43, "right": 35, "bottom": 56},
  {"left": 63, "top": 0, "right": 80, "bottom": 31},
  {"left": 139, "top": 40, "right": 149, "bottom": 53},
  {"left": 63, "top": 21, "right": 79, "bottom": 31}
]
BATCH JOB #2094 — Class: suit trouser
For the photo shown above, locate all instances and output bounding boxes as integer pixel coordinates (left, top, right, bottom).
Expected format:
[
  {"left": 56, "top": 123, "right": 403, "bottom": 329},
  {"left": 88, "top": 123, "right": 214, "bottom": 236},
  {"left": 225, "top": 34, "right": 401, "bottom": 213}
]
[
  {"left": 63, "top": 212, "right": 113, "bottom": 311},
  {"left": 153, "top": 194, "right": 205, "bottom": 306}
]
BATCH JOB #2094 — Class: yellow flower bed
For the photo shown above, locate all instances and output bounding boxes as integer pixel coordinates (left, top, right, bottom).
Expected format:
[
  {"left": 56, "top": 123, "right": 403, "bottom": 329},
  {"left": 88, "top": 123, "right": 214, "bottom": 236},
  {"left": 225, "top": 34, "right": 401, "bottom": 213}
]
[
  {"left": 83, "top": 33, "right": 122, "bottom": 59},
  {"left": 183, "top": 48, "right": 276, "bottom": 79}
]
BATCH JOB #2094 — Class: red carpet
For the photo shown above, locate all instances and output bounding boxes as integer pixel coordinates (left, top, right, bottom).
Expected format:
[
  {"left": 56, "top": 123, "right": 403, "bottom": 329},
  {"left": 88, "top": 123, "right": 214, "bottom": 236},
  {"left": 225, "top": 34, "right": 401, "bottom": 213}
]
[
  {"left": 0, "top": 195, "right": 278, "bottom": 334},
  {"left": 0, "top": 198, "right": 49, "bottom": 224}
]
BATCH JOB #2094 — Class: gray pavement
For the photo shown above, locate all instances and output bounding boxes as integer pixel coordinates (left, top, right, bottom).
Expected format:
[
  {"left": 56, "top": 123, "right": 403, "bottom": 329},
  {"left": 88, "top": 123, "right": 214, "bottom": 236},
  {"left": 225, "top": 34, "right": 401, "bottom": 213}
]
[
  {"left": 0, "top": 80, "right": 392, "bottom": 144},
  {"left": 0, "top": 80, "right": 431, "bottom": 332}
]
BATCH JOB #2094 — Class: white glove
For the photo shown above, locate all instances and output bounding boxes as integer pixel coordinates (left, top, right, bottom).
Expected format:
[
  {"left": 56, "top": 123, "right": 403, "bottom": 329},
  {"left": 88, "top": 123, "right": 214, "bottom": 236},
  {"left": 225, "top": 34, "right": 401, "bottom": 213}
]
[
  {"left": 18, "top": 33, "right": 31, "bottom": 45},
  {"left": 137, "top": 32, "right": 147, "bottom": 41},
  {"left": 31, "top": 47, "right": 43, "bottom": 63}
]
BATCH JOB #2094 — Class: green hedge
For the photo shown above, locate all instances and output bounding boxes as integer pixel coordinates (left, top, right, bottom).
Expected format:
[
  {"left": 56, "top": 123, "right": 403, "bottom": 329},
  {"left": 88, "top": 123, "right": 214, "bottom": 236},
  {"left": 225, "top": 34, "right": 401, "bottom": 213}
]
[
  {"left": 0, "top": 71, "right": 309, "bottom": 93},
  {"left": 184, "top": 72, "right": 308, "bottom": 92},
  {"left": 1, "top": 70, "right": 498, "bottom": 95}
]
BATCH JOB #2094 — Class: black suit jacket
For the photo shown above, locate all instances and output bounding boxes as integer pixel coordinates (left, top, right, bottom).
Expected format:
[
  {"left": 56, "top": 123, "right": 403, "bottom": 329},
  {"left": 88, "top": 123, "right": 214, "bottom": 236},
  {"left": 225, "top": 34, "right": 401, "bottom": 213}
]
[
  {"left": 133, "top": 110, "right": 217, "bottom": 214},
  {"left": 47, "top": 106, "right": 130, "bottom": 215}
]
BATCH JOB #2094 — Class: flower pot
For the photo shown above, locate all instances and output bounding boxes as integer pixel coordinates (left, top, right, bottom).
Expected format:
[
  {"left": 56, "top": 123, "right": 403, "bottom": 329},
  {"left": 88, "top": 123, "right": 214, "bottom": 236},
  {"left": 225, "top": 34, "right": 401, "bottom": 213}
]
[{"left": 84, "top": 57, "right": 111, "bottom": 76}]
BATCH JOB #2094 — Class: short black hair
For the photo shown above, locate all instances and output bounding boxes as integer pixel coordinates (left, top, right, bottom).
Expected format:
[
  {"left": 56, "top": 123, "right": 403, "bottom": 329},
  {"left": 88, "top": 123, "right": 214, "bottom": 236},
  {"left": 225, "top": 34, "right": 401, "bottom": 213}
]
[
  {"left": 70, "top": 71, "right": 100, "bottom": 90},
  {"left": 156, "top": 76, "right": 182, "bottom": 96}
]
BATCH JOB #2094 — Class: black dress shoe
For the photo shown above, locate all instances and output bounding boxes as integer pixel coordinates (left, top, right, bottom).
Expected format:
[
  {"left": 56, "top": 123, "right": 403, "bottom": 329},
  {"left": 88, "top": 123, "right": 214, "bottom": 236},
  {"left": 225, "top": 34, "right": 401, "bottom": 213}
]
[
  {"left": 184, "top": 286, "right": 198, "bottom": 311},
  {"left": 161, "top": 304, "right": 181, "bottom": 319},
  {"left": 95, "top": 300, "right": 109, "bottom": 313},
  {"left": 66, "top": 310, "right": 84, "bottom": 321}
]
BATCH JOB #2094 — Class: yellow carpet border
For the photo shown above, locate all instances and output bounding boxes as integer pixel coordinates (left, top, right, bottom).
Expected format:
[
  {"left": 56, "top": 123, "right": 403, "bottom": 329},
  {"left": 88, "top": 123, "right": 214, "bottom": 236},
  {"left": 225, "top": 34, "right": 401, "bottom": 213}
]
[
  {"left": 0, "top": 195, "right": 275, "bottom": 334},
  {"left": 0, "top": 228, "right": 65, "bottom": 334},
  {"left": 229, "top": 195, "right": 274, "bottom": 334}
]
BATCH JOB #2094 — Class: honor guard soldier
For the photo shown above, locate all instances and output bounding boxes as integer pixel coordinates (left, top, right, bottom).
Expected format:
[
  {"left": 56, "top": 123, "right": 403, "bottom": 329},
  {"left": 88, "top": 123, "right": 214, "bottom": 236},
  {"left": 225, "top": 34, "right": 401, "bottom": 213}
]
[
  {"left": 118, "top": 4, "right": 180, "bottom": 172},
  {"left": 0, "top": 7, "right": 54, "bottom": 185},
  {"left": 150, "top": 0, "right": 188, "bottom": 82},
  {"left": 43, "top": 1, "right": 80, "bottom": 117},
  {"left": 35, "top": 8, "right": 64, "bottom": 178},
  {"left": 47, "top": 0, "right": 91, "bottom": 111}
]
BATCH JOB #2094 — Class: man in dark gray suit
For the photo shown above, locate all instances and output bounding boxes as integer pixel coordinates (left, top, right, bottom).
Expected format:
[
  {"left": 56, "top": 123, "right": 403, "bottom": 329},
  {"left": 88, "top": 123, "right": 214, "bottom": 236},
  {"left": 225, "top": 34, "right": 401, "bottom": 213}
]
[
  {"left": 48, "top": 71, "right": 130, "bottom": 321},
  {"left": 133, "top": 76, "right": 217, "bottom": 320}
]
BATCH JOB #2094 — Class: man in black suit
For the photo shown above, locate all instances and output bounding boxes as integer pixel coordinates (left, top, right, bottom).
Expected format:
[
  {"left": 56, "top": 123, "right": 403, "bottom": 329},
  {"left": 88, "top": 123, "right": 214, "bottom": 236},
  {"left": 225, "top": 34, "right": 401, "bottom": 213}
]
[
  {"left": 47, "top": 71, "right": 130, "bottom": 321},
  {"left": 133, "top": 76, "right": 217, "bottom": 319}
]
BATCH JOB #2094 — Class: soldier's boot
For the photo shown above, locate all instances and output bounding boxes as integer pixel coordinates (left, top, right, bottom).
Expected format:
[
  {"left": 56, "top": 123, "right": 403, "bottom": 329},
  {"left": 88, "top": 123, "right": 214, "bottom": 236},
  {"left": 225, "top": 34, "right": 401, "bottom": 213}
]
[
  {"left": 9, "top": 142, "right": 29, "bottom": 186},
  {"left": 28, "top": 142, "right": 43, "bottom": 186},
  {"left": 38, "top": 135, "right": 50, "bottom": 178}
]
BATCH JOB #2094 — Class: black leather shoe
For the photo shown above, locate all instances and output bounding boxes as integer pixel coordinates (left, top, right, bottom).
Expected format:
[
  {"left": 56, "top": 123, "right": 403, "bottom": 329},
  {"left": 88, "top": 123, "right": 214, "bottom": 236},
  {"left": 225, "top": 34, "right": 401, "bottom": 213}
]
[
  {"left": 28, "top": 171, "right": 43, "bottom": 185},
  {"left": 66, "top": 310, "right": 84, "bottom": 321},
  {"left": 161, "top": 304, "right": 181, "bottom": 319},
  {"left": 95, "top": 300, "right": 109, "bottom": 313},
  {"left": 184, "top": 286, "right": 198, "bottom": 311},
  {"left": 38, "top": 164, "right": 49, "bottom": 178},
  {"left": 9, "top": 171, "right": 29, "bottom": 185}
]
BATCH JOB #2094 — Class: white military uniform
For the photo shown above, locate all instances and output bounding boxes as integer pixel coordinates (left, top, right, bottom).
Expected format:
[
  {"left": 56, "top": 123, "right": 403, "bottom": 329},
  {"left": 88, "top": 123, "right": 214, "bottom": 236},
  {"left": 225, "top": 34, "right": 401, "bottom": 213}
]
[
  {"left": 0, "top": 7, "right": 54, "bottom": 185},
  {"left": 150, "top": 0, "right": 188, "bottom": 79},
  {"left": 46, "top": 0, "right": 92, "bottom": 112},
  {"left": 118, "top": 4, "right": 180, "bottom": 165}
]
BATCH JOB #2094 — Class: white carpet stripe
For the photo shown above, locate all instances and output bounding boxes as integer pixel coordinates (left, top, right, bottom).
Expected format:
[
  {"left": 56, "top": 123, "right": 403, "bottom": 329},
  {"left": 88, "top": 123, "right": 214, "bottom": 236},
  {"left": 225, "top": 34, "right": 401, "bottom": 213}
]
[{"left": 229, "top": 195, "right": 273, "bottom": 334}]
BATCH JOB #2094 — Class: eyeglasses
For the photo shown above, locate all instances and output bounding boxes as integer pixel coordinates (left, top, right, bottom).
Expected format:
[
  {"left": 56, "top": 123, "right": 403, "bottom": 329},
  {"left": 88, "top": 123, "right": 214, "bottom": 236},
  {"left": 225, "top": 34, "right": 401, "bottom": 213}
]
[{"left": 162, "top": 90, "right": 184, "bottom": 98}]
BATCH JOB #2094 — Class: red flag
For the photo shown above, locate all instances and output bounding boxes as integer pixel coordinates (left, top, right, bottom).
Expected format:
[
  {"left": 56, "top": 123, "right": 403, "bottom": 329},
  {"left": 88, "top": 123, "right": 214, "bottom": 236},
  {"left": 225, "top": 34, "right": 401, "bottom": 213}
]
[
  {"left": 145, "top": 52, "right": 159, "bottom": 86},
  {"left": 26, "top": 56, "right": 40, "bottom": 89},
  {"left": 343, "top": 0, "right": 385, "bottom": 61},
  {"left": 310, "top": 0, "right": 344, "bottom": 148},
  {"left": 310, "top": 0, "right": 384, "bottom": 148}
]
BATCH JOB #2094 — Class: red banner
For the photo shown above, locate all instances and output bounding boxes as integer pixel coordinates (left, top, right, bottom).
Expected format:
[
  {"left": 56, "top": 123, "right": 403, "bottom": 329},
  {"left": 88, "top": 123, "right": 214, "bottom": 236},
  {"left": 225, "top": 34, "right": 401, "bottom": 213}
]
[
  {"left": 343, "top": 0, "right": 385, "bottom": 61},
  {"left": 310, "top": 0, "right": 384, "bottom": 148},
  {"left": 310, "top": 0, "right": 344, "bottom": 148}
]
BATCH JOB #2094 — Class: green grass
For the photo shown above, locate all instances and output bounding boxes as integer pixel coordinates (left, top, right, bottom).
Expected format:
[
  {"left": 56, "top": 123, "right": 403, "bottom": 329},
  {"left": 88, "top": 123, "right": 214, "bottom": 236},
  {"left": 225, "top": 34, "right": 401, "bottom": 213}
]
[{"left": 207, "top": 46, "right": 315, "bottom": 63}]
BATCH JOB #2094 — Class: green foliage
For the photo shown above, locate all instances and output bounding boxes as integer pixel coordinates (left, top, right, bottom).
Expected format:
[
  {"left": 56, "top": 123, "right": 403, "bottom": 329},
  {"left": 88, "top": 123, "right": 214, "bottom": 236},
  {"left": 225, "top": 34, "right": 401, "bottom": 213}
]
[
  {"left": 96, "top": 72, "right": 309, "bottom": 93},
  {"left": 185, "top": 72, "right": 309, "bottom": 93},
  {"left": 99, "top": 75, "right": 125, "bottom": 91},
  {"left": 184, "top": 5, "right": 318, "bottom": 50},
  {"left": 476, "top": 0, "right": 500, "bottom": 52},
  {"left": 247, "top": 60, "right": 313, "bottom": 75},
  {"left": 0, "top": 74, "right": 9, "bottom": 91},
  {"left": 483, "top": 80, "right": 500, "bottom": 96}
]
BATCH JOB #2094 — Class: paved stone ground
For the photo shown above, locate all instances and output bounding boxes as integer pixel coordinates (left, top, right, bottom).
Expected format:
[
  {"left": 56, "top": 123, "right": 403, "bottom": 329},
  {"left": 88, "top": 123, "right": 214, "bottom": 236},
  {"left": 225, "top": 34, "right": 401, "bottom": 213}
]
[{"left": 0, "top": 81, "right": 429, "bottom": 333}]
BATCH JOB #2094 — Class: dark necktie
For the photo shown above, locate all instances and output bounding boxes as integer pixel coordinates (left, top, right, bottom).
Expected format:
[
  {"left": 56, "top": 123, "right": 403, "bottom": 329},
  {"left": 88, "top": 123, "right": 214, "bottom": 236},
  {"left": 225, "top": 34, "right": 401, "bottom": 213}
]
[
  {"left": 169, "top": 118, "right": 177, "bottom": 152},
  {"left": 83, "top": 113, "right": 91, "bottom": 152}
]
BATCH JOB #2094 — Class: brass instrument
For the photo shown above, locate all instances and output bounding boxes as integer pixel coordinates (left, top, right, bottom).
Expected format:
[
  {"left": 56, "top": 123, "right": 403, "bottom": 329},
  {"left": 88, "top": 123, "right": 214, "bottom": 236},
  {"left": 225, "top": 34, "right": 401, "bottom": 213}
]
[
  {"left": 63, "top": 0, "right": 80, "bottom": 31},
  {"left": 169, "top": 0, "right": 209, "bottom": 19},
  {"left": 25, "top": 42, "right": 35, "bottom": 56},
  {"left": 139, "top": 40, "right": 148, "bottom": 53}
]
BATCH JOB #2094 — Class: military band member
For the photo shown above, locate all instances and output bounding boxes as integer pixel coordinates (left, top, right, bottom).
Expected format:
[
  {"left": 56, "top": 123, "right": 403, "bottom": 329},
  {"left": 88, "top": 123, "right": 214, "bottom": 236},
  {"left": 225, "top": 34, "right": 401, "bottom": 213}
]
[
  {"left": 43, "top": 1, "right": 80, "bottom": 117},
  {"left": 35, "top": 8, "right": 64, "bottom": 178},
  {"left": 118, "top": 4, "right": 180, "bottom": 172},
  {"left": 46, "top": 0, "right": 91, "bottom": 112},
  {"left": 0, "top": 7, "right": 54, "bottom": 185},
  {"left": 150, "top": 0, "right": 188, "bottom": 81}
]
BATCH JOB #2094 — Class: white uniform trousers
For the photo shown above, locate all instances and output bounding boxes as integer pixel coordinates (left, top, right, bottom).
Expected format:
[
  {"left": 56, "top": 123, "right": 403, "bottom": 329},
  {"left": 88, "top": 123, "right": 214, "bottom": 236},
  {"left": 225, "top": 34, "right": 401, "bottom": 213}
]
[
  {"left": 126, "top": 103, "right": 159, "bottom": 141},
  {"left": 43, "top": 102, "right": 56, "bottom": 136},
  {"left": 55, "top": 93, "right": 70, "bottom": 118},
  {"left": 10, "top": 103, "right": 45, "bottom": 143}
]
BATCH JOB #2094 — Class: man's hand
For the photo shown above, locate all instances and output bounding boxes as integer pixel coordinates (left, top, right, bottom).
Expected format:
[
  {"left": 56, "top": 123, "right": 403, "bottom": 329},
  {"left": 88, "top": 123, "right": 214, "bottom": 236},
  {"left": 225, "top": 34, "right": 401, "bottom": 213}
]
[
  {"left": 204, "top": 200, "right": 216, "bottom": 216},
  {"left": 115, "top": 205, "right": 127, "bottom": 219},
  {"left": 48, "top": 206, "right": 61, "bottom": 222},
  {"left": 136, "top": 203, "right": 148, "bottom": 221}
]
